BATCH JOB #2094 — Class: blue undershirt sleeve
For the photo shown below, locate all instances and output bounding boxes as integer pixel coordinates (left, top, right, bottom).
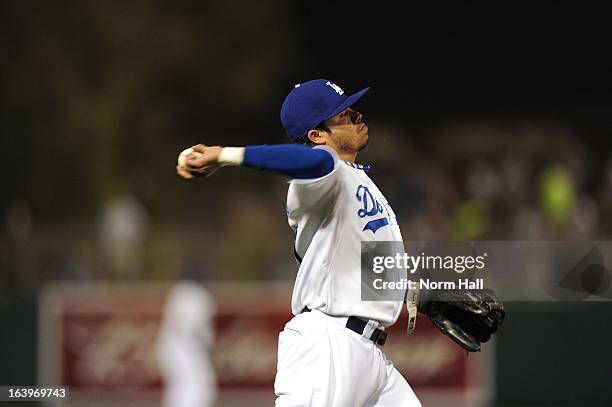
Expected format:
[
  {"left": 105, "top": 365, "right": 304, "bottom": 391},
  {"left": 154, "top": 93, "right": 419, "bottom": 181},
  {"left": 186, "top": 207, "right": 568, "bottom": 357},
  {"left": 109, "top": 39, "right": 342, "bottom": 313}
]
[{"left": 243, "top": 144, "right": 335, "bottom": 179}]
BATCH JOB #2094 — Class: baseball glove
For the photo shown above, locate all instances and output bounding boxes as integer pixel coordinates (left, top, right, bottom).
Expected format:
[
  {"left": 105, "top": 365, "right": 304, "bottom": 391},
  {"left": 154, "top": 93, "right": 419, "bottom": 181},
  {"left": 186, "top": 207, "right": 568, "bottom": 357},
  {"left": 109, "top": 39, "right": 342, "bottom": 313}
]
[{"left": 419, "top": 287, "right": 505, "bottom": 352}]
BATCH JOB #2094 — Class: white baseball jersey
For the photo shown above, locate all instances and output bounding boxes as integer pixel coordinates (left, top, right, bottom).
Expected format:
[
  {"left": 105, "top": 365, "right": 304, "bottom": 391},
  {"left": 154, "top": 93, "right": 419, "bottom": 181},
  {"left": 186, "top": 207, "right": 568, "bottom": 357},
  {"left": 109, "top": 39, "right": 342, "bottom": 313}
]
[
  {"left": 286, "top": 146, "right": 404, "bottom": 326},
  {"left": 156, "top": 281, "right": 217, "bottom": 407}
]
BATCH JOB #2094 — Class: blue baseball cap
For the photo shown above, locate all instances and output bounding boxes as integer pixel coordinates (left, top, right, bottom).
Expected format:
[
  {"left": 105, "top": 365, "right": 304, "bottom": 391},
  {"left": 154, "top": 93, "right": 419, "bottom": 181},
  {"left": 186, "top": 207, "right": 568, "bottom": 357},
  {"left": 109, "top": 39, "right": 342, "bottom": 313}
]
[{"left": 280, "top": 79, "right": 369, "bottom": 140}]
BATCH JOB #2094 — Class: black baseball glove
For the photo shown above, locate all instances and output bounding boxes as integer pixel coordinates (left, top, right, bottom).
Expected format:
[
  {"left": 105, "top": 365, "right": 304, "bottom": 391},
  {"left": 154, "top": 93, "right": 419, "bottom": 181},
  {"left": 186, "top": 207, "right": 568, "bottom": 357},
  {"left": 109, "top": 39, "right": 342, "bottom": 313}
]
[{"left": 419, "top": 287, "right": 505, "bottom": 352}]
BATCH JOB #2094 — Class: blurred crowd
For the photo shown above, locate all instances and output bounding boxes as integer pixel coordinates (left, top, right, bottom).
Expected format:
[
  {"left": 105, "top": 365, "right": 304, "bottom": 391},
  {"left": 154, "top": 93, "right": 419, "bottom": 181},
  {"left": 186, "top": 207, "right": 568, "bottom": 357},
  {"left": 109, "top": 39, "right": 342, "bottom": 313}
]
[
  {"left": 369, "top": 122, "right": 610, "bottom": 243},
  {"left": 3, "top": 121, "right": 611, "bottom": 286},
  {"left": 1, "top": 2, "right": 610, "bottom": 288}
]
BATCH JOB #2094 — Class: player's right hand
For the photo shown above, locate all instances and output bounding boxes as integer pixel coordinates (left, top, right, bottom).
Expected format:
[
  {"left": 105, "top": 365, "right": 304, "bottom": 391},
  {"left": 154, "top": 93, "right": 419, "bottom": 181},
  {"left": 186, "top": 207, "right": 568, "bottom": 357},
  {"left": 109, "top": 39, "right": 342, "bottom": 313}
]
[
  {"left": 176, "top": 165, "right": 197, "bottom": 179},
  {"left": 176, "top": 144, "right": 222, "bottom": 179}
]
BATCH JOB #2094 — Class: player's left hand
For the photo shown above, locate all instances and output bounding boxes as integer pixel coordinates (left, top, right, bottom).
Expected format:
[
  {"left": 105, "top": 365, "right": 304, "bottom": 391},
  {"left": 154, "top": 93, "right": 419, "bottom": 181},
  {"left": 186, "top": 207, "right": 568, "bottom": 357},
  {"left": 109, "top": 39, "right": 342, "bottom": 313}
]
[{"left": 419, "top": 287, "right": 505, "bottom": 352}]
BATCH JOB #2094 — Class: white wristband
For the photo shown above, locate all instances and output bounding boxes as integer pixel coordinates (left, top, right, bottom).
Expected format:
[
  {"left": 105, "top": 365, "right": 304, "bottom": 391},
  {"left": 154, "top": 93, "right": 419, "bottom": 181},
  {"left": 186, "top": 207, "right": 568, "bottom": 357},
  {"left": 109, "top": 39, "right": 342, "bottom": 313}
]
[{"left": 218, "top": 147, "right": 245, "bottom": 166}]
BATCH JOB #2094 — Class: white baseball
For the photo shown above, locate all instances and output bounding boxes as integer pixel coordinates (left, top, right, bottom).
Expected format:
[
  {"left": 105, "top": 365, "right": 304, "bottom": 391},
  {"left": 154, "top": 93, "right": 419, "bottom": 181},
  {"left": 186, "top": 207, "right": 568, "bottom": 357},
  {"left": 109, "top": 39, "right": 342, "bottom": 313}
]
[{"left": 177, "top": 147, "right": 203, "bottom": 170}]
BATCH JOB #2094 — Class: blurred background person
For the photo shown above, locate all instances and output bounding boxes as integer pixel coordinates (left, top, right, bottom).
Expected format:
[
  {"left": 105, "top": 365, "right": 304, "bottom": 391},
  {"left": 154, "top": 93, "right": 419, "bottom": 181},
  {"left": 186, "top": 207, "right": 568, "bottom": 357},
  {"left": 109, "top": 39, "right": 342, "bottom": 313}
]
[
  {"left": 97, "top": 190, "right": 151, "bottom": 279},
  {"left": 156, "top": 260, "right": 217, "bottom": 407}
]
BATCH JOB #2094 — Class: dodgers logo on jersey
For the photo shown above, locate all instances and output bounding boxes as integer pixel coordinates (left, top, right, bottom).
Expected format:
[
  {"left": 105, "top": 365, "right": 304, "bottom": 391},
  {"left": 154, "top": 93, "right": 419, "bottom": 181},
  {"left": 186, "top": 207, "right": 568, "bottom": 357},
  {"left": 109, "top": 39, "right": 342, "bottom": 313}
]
[{"left": 356, "top": 185, "right": 389, "bottom": 233}]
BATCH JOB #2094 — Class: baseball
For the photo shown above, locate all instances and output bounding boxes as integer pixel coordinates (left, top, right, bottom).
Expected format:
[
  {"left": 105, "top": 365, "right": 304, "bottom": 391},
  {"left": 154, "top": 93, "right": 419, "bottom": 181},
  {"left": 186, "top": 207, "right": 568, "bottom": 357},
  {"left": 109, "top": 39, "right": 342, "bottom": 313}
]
[{"left": 177, "top": 147, "right": 202, "bottom": 170}]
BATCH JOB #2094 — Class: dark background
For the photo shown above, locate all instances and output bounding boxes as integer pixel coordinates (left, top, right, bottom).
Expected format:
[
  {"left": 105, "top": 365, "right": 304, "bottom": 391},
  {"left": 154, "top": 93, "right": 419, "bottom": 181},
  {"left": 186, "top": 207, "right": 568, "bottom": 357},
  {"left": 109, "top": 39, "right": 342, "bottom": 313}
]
[
  {"left": 1, "top": 2, "right": 611, "bottom": 218},
  {"left": 1, "top": 3, "right": 611, "bottom": 406}
]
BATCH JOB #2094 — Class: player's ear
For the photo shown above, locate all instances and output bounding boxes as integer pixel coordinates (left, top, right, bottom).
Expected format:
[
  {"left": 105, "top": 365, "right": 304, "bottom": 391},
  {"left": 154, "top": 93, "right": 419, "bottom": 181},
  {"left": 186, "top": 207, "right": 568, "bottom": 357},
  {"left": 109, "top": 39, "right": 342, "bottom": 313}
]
[{"left": 307, "top": 129, "right": 326, "bottom": 145}]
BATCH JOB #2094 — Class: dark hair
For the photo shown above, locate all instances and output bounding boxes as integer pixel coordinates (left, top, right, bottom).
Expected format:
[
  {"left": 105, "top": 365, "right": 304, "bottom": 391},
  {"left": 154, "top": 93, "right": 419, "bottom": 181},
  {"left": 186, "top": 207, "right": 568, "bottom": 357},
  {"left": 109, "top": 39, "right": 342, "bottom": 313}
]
[{"left": 298, "top": 121, "right": 331, "bottom": 146}]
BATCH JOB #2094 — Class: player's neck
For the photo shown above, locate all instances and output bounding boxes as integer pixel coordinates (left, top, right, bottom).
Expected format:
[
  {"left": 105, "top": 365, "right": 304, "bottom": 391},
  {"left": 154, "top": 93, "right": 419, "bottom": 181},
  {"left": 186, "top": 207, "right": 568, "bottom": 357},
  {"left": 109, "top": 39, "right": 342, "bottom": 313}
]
[{"left": 336, "top": 151, "right": 358, "bottom": 163}]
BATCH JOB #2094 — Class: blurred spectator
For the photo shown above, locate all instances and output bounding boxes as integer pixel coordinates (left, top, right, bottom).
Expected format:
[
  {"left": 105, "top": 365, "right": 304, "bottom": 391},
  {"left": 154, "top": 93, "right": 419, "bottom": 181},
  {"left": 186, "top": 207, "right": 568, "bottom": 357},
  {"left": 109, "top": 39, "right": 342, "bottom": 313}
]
[
  {"left": 572, "top": 193, "right": 599, "bottom": 239},
  {"left": 6, "top": 201, "right": 32, "bottom": 244},
  {"left": 408, "top": 163, "right": 458, "bottom": 239},
  {"left": 450, "top": 199, "right": 491, "bottom": 240},
  {"left": 465, "top": 159, "right": 500, "bottom": 202},
  {"left": 513, "top": 206, "right": 547, "bottom": 240},
  {"left": 97, "top": 192, "right": 150, "bottom": 279},
  {"left": 5, "top": 200, "right": 34, "bottom": 286},
  {"left": 537, "top": 163, "right": 576, "bottom": 232}
]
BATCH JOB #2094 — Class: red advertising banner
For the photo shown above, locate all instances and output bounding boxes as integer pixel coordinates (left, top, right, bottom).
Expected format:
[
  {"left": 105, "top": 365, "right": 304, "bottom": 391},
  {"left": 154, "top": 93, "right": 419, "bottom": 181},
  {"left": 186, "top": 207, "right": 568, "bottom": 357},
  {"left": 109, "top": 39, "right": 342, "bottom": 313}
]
[{"left": 39, "top": 283, "right": 493, "bottom": 406}]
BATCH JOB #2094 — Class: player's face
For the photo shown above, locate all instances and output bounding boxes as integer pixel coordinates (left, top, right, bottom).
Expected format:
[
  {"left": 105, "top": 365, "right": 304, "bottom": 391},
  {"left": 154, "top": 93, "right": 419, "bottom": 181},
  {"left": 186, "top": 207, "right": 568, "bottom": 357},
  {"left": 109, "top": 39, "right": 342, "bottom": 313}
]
[{"left": 323, "top": 108, "right": 369, "bottom": 153}]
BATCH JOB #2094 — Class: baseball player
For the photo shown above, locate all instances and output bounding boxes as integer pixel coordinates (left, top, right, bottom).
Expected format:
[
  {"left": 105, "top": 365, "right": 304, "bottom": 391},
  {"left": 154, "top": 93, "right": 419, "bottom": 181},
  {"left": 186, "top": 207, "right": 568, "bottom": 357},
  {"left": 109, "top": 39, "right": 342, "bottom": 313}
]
[
  {"left": 156, "top": 264, "right": 217, "bottom": 407},
  {"left": 177, "top": 79, "right": 504, "bottom": 406}
]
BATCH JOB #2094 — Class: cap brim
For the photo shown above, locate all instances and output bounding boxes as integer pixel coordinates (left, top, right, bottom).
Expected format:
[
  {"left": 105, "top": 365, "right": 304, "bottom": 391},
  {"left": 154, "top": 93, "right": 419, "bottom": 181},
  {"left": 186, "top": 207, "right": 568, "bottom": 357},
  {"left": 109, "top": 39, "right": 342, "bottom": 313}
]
[{"left": 324, "top": 87, "right": 370, "bottom": 122}]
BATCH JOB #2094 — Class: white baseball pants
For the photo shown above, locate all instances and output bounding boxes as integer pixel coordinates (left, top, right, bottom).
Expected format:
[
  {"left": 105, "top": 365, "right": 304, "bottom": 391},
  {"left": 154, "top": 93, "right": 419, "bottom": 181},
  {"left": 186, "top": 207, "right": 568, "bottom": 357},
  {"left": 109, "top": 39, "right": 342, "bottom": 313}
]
[{"left": 274, "top": 309, "right": 422, "bottom": 407}]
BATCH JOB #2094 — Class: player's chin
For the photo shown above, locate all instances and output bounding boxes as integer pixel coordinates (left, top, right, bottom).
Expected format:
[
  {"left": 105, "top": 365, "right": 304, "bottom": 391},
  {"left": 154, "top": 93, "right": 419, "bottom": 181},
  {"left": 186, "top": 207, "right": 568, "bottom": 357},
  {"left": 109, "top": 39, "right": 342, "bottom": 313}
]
[{"left": 358, "top": 134, "right": 369, "bottom": 151}]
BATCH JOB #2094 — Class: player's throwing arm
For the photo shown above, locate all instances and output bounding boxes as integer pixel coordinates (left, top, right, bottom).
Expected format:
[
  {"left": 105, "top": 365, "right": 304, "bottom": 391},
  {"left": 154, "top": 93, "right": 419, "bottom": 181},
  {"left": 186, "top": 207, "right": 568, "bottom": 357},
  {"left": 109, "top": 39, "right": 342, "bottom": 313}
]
[{"left": 176, "top": 144, "right": 335, "bottom": 180}]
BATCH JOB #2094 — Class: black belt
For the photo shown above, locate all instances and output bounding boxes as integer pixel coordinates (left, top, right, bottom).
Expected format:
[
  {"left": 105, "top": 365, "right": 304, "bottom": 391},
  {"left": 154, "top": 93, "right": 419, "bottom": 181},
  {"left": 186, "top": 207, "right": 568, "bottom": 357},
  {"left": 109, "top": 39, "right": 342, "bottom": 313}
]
[{"left": 301, "top": 307, "right": 387, "bottom": 346}]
